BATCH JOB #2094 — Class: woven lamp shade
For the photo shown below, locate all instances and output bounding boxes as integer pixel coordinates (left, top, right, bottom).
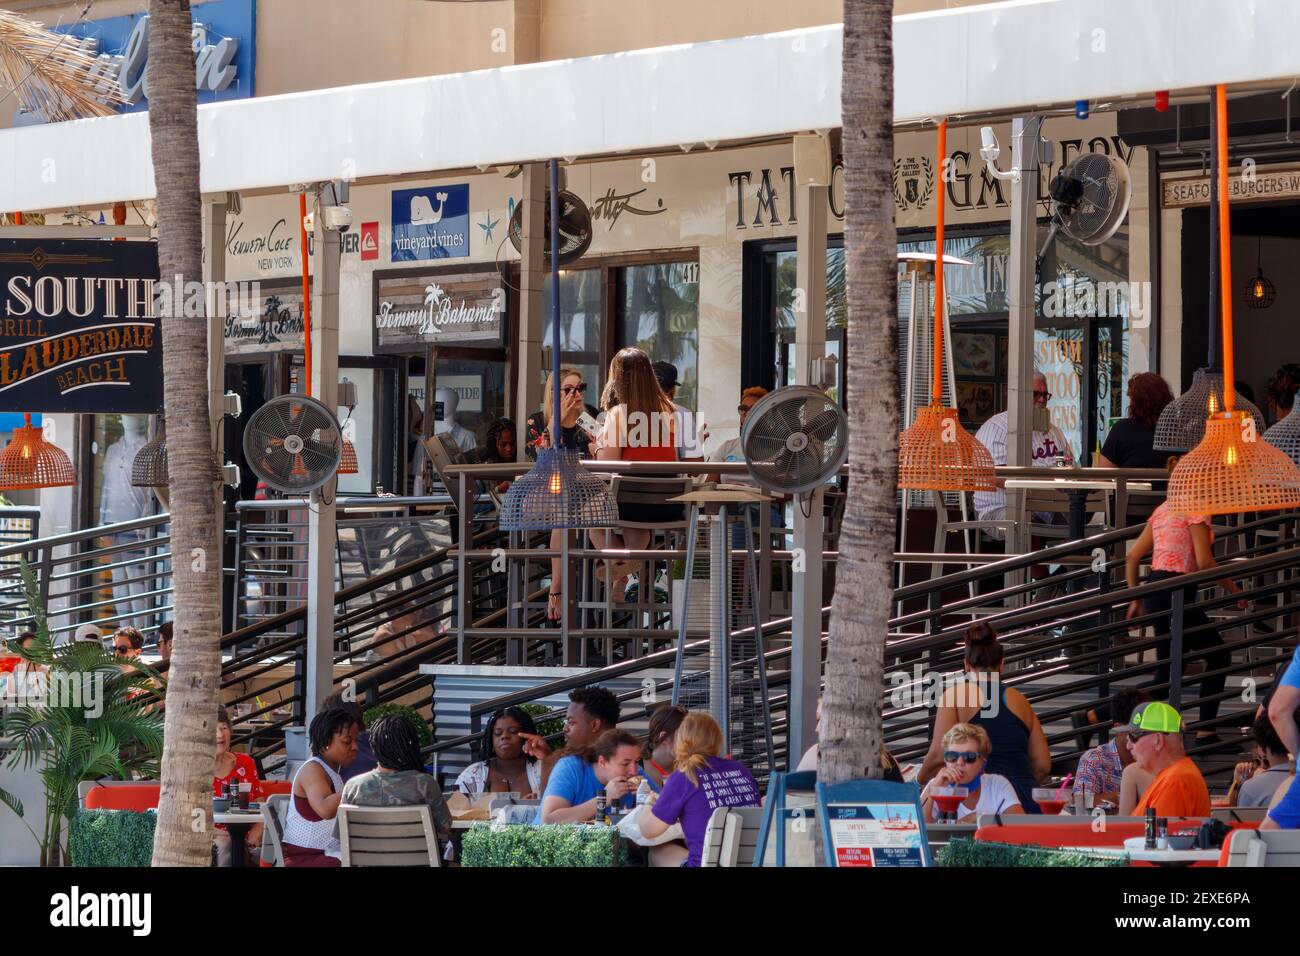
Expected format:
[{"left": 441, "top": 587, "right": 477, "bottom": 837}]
[
  {"left": 0, "top": 414, "right": 74, "bottom": 490},
  {"left": 339, "top": 439, "right": 358, "bottom": 475},
  {"left": 1167, "top": 410, "right": 1300, "bottom": 516},
  {"left": 1265, "top": 402, "right": 1300, "bottom": 465},
  {"left": 131, "top": 430, "right": 169, "bottom": 487},
  {"left": 498, "top": 448, "right": 618, "bottom": 531},
  {"left": 1152, "top": 368, "right": 1265, "bottom": 454},
  {"left": 898, "top": 404, "right": 996, "bottom": 491}
]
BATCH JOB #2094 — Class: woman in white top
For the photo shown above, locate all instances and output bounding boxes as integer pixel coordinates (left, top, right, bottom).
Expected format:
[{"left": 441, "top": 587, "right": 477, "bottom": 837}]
[
  {"left": 282, "top": 706, "right": 360, "bottom": 867},
  {"left": 455, "top": 707, "right": 542, "bottom": 797},
  {"left": 920, "top": 723, "right": 1023, "bottom": 824}
]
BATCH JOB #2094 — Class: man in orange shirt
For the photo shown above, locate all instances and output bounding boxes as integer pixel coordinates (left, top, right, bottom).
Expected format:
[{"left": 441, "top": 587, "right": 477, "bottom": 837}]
[{"left": 1116, "top": 701, "right": 1211, "bottom": 817}]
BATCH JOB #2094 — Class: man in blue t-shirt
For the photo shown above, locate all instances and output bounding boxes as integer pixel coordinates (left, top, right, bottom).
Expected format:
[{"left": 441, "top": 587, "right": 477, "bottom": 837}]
[
  {"left": 1263, "top": 647, "right": 1300, "bottom": 830},
  {"left": 540, "top": 730, "right": 641, "bottom": 824}
]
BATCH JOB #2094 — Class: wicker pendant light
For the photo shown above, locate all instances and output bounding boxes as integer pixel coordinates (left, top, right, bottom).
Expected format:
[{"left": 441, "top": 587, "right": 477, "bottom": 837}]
[
  {"left": 339, "top": 439, "right": 358, "bottom": 475},
  {"left": 131, "top": 428, "right": 169, "bottom": 487},
  {"left": 0, "top": 413, "right": 74, "bottom": 490},
  {"left": 897, "top": 119, "right": 996, "bottom": 492},
  {"left": 1168, "top": 86, "right": 1300, "bottom": 516},
  {"left": 1264, "top": 401, "right": 1300, "bottom": 465},
  {"left": 500, "top": 159, "right": 617, "bottom": 531},
  {"left": 1152, "top": 368, "right": 1264, "bottom": 454}
]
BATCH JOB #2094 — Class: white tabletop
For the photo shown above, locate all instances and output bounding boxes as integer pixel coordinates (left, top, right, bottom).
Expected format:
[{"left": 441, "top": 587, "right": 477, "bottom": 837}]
[
  {"left": 214, "top": 810, "right": 263, "bottom": 825},
  {"left": 1120, "top": 835, "right": 1220, "bottom": 863},
  {"left": 1003, "top": 479, "right": 1153, "bottom": 492}
]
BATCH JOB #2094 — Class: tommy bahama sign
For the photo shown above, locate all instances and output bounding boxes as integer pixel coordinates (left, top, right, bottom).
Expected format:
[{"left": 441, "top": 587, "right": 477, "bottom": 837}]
[
  {"left": 0, "top": 239, "right": 162, "bottom": 413},
  {"left": 373, "top": 268, "right": 505, "bottom": 353}
]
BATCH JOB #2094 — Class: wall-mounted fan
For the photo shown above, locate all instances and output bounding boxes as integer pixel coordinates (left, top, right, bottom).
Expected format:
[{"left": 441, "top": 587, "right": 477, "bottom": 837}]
[
  {"left": 507, "top": 189, "right": 593, "bottom": 265},
  {"left": 741, "top": 386, "right": 848, "bottom": 495},
  {"left": 1038, "top": 152, "right": 1131, "bottom": 263},
  {"left": 242, "top": 394, "right": 343, "bottom": 494}
]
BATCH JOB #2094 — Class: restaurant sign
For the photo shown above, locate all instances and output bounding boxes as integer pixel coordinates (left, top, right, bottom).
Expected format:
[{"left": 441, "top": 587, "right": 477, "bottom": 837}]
[
  {"left": 0, "top": 239, "right": 162, "bottom": 413},
  {"left": 373, "top": 269, "right": 505, "bottom": 352},
  {"left": 1161, "top": 166, "right": 1300, "bottom": 208},
  {"left": 224, "top": 288, "right": 306, "bottom": 355}
]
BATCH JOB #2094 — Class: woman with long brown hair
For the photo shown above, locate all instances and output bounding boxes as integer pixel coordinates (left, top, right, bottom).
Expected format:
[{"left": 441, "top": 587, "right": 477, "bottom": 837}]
[
  {"left": 1096, "top": 371, "right": 1175, "bottom": 468},
  {"left": 591, "top": 347, "right": 683, "bottom": 591}
]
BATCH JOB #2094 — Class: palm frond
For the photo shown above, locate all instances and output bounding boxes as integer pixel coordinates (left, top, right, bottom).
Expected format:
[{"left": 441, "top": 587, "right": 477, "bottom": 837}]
[
  {"left": 0, "top": 11, "right": 123, "bottom": 122},
  {"left": 0, "top": 785, "right": 23, "bottom": 819}
]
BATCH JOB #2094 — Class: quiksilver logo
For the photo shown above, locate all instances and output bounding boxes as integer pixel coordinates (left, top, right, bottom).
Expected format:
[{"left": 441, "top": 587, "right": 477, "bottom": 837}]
[{"left": 49, "top": 886, "right": 151, "bottom": 936}]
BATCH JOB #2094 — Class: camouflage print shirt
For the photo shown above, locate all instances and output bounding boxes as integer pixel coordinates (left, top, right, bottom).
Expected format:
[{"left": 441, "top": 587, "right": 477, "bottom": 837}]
[{"left": 338, "top": 769, "right": 453, "bottom": 844}]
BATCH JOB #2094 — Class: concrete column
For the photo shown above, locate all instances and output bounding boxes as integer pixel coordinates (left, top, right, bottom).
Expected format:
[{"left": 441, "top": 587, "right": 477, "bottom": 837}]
[
  {"left": 790, "top": 181, "right": 827, "bottom": 764},
  {"left": 306, "top": 188, "right": 341, "bottom": 719},
  {"left": 1006, "top": 117, "right": 1043, "bottom": 557},
  {"left": 514, "top": 163, "right": 547, "bottom": 451}
]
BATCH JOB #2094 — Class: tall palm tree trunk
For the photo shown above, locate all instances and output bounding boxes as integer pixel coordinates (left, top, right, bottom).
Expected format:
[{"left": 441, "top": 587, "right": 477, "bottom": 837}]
[
  {"left": 147, "top": 0, "right": 223, "bottom": 866},
  {"left": 820, "top": 0, "right": 896, "bottom": 785}
]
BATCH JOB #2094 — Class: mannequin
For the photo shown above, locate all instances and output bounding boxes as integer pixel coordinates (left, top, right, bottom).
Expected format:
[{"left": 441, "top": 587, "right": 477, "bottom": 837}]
[
  {"left": 433, "top": 387, "right": 476, "bottom": 453},
  {"left": 100, "top": 416, "right": 152, "bottom": 623}
]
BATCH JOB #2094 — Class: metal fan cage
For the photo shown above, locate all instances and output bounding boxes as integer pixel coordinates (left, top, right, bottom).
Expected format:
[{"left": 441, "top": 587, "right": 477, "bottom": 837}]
[
  {"left": 1264, "top": 401, "right": 1300, "bottom": 465},
  {"left": 242, "top": 394, "right": 343, "bottom": 494},
  {"left": 741, "top": 386, "right": 848, "bottom": 495},
  {"left": 1059, "top": 152, "right": 1131, "bottom": 245},
  {"left": 497, "top": 448, "right": 619, "bottom": 531},
  {"left": 1167, "top": 411, "right": 1300, "bottom": 516},
  {"left": 1153, "top": 368, "right": 1265, "bottom": 455}
]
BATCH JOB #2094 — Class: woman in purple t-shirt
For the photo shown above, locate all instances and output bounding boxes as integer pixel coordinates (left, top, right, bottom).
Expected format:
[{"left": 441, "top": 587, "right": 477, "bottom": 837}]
[{"left": 639, "top": 712, "right": 761, "bottom": 866}]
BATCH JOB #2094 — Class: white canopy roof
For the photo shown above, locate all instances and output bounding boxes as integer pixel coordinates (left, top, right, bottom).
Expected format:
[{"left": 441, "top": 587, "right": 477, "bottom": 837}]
[{"left": 2, "top": 0, "right": 1298, "bottom": 211}]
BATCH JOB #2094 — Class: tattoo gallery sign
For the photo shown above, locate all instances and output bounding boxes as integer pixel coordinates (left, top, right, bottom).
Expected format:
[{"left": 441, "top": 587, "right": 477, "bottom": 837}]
[{"left": 0, "top": 240, "right": 162, "bottom": 413}]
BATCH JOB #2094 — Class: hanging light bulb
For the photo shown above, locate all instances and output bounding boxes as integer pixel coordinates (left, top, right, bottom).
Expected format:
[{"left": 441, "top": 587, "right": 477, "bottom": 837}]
[
  {"left": 898, "top": 118, "right": 997, "bottom": 493},
  {"left": 1244, "top": 236, "right": 1275, "bottom": 309},
  {"left": 1168, "top": 85, "right": 1300, "bottom": 516},
  {"left": 0, "top": 414, "right": 75, "bottom": 490}
]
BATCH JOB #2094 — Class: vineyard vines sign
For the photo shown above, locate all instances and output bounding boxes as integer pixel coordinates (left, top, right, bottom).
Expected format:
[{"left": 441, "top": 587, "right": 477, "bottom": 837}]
[{"left": 373, "top": 269, "right": 504, "bottom": 352}]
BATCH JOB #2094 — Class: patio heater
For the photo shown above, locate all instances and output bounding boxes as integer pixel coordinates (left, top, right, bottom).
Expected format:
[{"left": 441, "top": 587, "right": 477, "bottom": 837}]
[
  {"left": 1166, "top": 86, "right": 1300, "bottom": 516},
  {"left": 897, "top": 120, "right": 996, "bottom": 494},
  {"left": 1153, "top": 92, "right": 1265, "bottom": 455},
  {"left": 498, "top": 159, "right": 617, "bottom": 532}
]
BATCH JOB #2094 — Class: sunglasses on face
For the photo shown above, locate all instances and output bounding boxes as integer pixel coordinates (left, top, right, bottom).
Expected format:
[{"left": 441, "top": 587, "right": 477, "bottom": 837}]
[
  {"left": 1127, "top": 731, "right": 1152, "bottom": 743},
  {"left": 561, "top": 384, "right": 588, "bottom": 395},
  {"left": 112, "top": 644, "right": 132, "bottom": 655},
  {"left": 1033, "top": 389, "right": 1051, "bottom": 401},
  {"left": 944, "top": 750, "right": 981, "bottom": 764}
]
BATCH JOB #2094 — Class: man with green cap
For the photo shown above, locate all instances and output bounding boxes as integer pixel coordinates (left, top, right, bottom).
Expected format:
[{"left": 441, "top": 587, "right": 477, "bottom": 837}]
[{"left": 1116, "top": 701, "right": 1211, "bottom": 818}]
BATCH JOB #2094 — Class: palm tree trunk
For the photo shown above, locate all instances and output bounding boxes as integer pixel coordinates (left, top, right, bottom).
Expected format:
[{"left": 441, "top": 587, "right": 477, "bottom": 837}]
[
  {"left": 820, "top": 0, "right": 896, "bottom": 785},
  {"left": 147, "top": 0, "right": 224, "bottom": 867}
]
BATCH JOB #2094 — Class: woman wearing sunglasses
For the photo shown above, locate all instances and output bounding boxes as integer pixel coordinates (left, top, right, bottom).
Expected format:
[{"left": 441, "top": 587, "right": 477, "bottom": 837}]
[{"left": 920, "top": 723, "right": 1023, "bottom": 823}]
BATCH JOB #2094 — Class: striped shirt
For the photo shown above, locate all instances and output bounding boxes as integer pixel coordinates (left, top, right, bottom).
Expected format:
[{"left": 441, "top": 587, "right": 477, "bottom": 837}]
[{"left": 972, "top": 410, "right": 1075, "bottom": 520}]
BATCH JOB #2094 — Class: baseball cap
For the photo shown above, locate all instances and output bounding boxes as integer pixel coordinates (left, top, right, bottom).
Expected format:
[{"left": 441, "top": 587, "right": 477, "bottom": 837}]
[
  {"left": 1111, "top": 700, "right": 1183, "bottom": 735},
  {"left": 652, "top": 361, "right": 679, "bottom": 392},
  {"left": 73, "top": 623, "right": 103, "bottom": 644}
]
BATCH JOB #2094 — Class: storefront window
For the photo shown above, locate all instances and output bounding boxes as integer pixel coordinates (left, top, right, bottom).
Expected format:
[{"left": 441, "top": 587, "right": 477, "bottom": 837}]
[
  {"left": 769, "top": 246, "right": 846, "bottom": 402},
  {"left": 90, "top": 413, "right": 158, "bottom": 624},
  {"left": 616, "top": 261, "right": 700, "bottom": 408},
  {"left": 542, "top": 267, "right": 604, "bottom": 398}
]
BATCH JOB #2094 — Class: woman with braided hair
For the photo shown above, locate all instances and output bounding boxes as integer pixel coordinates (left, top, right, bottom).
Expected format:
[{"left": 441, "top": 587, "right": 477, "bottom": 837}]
[{"left": 338, "top": 714, "right": 452, "bottom": 849}]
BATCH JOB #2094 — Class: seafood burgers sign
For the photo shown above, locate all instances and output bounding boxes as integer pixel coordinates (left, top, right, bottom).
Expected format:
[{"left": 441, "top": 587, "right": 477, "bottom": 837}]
[
  {"left": 0, "top": 239, "right": 162, "bottom": 413},
  {"left": 372, "top": 267, "right": 505, "bottom": 352}
]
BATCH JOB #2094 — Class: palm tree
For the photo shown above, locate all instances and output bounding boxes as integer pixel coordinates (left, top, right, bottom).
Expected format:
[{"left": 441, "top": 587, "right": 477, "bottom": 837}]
[
  {"left": 145, "top": 0, "right": 224, "bottom": 867},
  {"left": 819, "top": 0, "right": 896, "bottom": 785}
]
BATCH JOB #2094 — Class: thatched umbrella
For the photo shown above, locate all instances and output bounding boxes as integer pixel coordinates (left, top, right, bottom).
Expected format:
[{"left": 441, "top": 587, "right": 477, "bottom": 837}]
[{"left": 0, "top": 9, "right": 124, "bottom": 124}]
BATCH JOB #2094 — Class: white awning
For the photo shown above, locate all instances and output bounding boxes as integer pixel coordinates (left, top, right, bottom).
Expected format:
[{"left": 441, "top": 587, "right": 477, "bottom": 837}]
[{"left": 2, "top": 0, "right": 1298, "bottom": 211}]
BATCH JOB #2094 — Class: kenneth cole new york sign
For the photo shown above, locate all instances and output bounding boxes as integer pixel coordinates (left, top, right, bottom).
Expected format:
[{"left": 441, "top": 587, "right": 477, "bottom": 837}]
[{"left": 0, "top": 240, "right": 162, "bottom": 413}]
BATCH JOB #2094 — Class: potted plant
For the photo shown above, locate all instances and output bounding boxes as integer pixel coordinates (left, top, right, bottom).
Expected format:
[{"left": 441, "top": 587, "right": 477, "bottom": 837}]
[{"left": 0, "top": 564, "right": 163, "bottom": 866}]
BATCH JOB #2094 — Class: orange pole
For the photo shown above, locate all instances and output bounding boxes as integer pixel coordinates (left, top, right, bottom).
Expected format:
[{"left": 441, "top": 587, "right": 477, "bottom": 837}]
[
  {"left": 299, "top": 192, "right": 312, "bottom": 398},
  {"left": 1216, "top": 84, "right": 1234, "bottom": 413},
  {"left": 932, "top": 118, "right": 947, "bottom": 405},
  {"left": 12, "top": 212, "right": 22, "bottom": 225}
]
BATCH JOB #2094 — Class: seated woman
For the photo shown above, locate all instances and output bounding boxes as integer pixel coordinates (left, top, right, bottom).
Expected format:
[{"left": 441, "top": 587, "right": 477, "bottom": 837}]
[
  {"left": 281, "top": 706, "right": 360, "bottom": 867},
  {"left": 540, "top": 729, "right": 642, "bottom": 823},
  {"left": 919, "top": 622, "right": 1050, "bottom": 811},
  {"left": 591, "top": 347, "right": 682, "bottom": 598},
  {"left": 338, "top": 714, "right": 452, "bottom": 852},
  {"left": 920, "top": 723, "right": 1023, "bottom": 824},
  {"left": 640, "top": 703, "right": 689, "bottom": 792},
  {"left": 475, "top": 418, "right": 518, "bottom": 514},
  {"left": 639, "top": 712, "right": 763, "bottom": 867},
  {"left": 213, "top": 705, "right": 263, "bottom": 867},
  {"left": 455, "top": 706, "right": 542, "bottom": 797}
]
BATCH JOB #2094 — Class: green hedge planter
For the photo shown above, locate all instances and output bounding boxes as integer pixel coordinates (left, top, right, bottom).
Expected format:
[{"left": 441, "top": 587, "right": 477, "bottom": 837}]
[
  {"left": 937, "top": 838, "right": 1128, "bottom": 868},
  {"left": 364, "top": 703, "right": 432, "bottom": 749},
  {"left": 461, "top": 824, "right": 627, "bottom": 868},
  {"left": 69, "top": 810, "right": 156, "bottom": 867}
]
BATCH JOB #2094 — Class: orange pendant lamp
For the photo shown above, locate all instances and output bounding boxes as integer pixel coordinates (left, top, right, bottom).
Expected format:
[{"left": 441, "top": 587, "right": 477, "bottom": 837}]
[
  {"left": 898, "top": 119, "right": 996, "bottom": 492},
  {"left": 0, "top": 414, "right": 75, "bottom": 490},
  {"left": 1167, "top": 85, "right": 1300, "bottom": 516},
  {"left": 339, "top": 439, "right": 358, "bottom": 475}
]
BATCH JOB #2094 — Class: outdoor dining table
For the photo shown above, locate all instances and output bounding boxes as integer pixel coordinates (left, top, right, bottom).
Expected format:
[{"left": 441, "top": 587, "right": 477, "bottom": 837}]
[
  {"left": 214, "top": 809, "right": 263, "bottom": 868},
  {"left": 1057, "top": 837, "right": 1221, "bottom": 867},
  {"left": 1003, "top": 477, "right": 1153, "bottom": 541}
]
